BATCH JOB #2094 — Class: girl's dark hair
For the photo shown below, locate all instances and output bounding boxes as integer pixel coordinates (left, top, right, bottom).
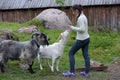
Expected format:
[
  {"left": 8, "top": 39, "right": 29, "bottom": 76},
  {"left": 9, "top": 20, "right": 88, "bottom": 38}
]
[
  {"left": 72, "top": 4, "right": 83, "bottom": 18},
  {"left": 72, "top": 4, "right": 83, "bottom": 12}
]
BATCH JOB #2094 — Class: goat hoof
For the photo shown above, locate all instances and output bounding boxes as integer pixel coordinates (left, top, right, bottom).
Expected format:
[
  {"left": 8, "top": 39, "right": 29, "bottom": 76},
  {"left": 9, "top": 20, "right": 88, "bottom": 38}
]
[
  {"left": 28, "top": 69, "right": 35, "bottom": 74},
  {"left": 1, "top": 69, "right": 5, "bottom": 73},
  {"left": 29, "top": 70, "right": 35, "bottom": 74},
  {"left": 1, "top": 71, "right": 5, "bottom": 73},
  {"left": 30, "top": 71, "right": 35, "bottom": 74}
]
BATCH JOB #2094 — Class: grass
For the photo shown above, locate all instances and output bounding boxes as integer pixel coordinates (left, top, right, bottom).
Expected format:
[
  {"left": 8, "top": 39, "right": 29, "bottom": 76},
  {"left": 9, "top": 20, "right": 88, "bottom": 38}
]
[{"left": 0, "top": 20, "right": 120, "bottom": 80}]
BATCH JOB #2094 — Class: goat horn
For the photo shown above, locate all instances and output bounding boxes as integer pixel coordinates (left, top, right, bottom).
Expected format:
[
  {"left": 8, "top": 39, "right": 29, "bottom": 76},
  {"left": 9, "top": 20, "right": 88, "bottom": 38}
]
[{"left": 31, "top": 32, "right": 41, "bottom": 39}]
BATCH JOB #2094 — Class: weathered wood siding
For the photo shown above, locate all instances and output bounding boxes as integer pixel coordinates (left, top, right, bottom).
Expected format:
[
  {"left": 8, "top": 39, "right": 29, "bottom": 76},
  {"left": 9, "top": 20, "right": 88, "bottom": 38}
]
[
  {"left": 65, "top": 5, "right": 120, "bottom": 31},
  {"left": 0, "top": 9, "right": 44, "bottom": 23},
  {"left": 83, "top": 5, "right": 120, "bottom": 31},
  {"left": 0, "top": 5, "right": 120, "bottom": 31}
]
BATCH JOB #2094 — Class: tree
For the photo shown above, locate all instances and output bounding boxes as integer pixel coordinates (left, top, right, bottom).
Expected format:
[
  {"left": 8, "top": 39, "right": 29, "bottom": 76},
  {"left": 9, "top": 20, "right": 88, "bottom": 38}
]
[{"left": 55, "top": 0, "right": 65, "bottom": 6}]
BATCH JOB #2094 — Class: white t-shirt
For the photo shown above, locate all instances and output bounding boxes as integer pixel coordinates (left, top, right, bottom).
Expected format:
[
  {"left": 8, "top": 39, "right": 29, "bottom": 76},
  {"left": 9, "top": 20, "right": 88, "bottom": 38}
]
[{"left": 70, "top": 12, "right": 90, "bottom": 40}]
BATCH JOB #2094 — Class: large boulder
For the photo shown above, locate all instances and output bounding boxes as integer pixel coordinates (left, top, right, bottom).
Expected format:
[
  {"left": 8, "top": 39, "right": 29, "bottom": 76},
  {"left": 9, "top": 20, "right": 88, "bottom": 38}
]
[{"left": 35, "top": 9, "right": 72, "bottom": 30}]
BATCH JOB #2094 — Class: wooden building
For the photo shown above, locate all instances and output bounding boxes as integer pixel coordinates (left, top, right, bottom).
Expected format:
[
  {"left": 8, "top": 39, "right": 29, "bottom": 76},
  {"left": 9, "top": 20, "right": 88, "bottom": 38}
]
[{"left": 0, "top": 0, "right": 120, "bottom": 31}]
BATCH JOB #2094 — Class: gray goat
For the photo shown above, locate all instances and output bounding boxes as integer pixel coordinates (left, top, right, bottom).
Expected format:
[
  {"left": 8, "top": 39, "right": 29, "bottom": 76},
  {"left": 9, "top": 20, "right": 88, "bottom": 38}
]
[{"left": 0, "top": 32, "right": 49, "bottom": 74}]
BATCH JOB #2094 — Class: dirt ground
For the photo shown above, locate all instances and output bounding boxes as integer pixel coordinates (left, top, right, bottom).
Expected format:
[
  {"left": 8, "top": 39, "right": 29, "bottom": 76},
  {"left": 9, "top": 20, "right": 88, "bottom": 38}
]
[{"left": 106, "top": 61, "right": 120, "bottom": 80}]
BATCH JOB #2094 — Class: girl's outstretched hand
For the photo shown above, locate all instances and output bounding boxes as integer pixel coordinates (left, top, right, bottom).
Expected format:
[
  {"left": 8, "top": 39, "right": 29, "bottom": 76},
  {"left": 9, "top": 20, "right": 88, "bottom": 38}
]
[{"left": 67, "top": 25, "right": 72, "bottom": 29}]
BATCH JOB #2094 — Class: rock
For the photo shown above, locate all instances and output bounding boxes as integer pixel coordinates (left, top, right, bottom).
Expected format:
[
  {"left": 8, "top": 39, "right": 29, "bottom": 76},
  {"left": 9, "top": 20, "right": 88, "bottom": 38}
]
[
  {"left": 35, "top": 9, "right": 72, "bottom": 30},
  {"left": 90, "top": 60, "right": 102, "bottom": 67},
  {"left": 18, "top": 25, "right": 39, "bottom": 33}
]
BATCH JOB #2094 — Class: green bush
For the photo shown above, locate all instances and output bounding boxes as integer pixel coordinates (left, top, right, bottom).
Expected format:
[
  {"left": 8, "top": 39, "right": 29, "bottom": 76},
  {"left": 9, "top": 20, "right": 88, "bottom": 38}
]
[{"left": 23, "top": 19, "right": 43, "bottom": 27}]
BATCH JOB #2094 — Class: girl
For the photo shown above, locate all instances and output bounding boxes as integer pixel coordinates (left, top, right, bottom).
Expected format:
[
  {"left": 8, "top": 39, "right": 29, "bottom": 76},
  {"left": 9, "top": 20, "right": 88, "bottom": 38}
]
[{"left": 63, "top": 4, "right": 90, "bottom": 77}]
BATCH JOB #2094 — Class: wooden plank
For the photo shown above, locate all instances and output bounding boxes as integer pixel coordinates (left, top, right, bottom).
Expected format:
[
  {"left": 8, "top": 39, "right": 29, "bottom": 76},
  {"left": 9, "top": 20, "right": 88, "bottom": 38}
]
[
  {"left": 117, "top": 5, "right": 120, "bottom": 30},
  {"left": 110, "top": 6, "right": 117, "bottom": 31},
  {"left": 75, "top": 65, "right": 108, "bottom": 72},
  {"left": 2, "top": 11, "right": 8, "bottom": 22},
  {"left": 0, "top": 12, "right": 3, "bottom": 22},
  {"left": 7, "top": 11, "right": 13, "bottom": 22}
]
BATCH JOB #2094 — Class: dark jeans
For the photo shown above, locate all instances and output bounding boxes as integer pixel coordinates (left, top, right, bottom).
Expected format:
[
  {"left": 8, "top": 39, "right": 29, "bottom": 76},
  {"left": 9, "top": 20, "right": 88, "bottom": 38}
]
[{"left": 69, "top": 38, "right": 90, "bottom": 73}]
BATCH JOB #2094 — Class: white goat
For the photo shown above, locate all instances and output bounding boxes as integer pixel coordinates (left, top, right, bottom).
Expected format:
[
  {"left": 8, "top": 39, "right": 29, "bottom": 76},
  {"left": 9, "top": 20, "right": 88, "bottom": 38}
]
[{"left": 38, "top": 30, "right": 70, "bottom": 72}]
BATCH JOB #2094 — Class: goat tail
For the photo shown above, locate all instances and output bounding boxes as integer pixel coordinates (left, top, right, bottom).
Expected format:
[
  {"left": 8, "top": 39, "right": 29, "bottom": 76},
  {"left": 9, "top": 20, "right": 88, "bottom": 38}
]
[
  {"left": 0, "top": 43, "right": 3, "bottom": 62},
  {"left": 0, "top": 52, "right": 3, "bottom": 63}
]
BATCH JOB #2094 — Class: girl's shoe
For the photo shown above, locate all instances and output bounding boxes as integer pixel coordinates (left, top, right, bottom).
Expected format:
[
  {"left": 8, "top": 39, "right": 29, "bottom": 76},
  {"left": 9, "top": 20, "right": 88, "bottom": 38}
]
[
  {"left": 80, "top": 72, "right": 90, "bottom": 77},
  {"left": 63, "top": 72, "right": 75, "bottom": 77}
]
